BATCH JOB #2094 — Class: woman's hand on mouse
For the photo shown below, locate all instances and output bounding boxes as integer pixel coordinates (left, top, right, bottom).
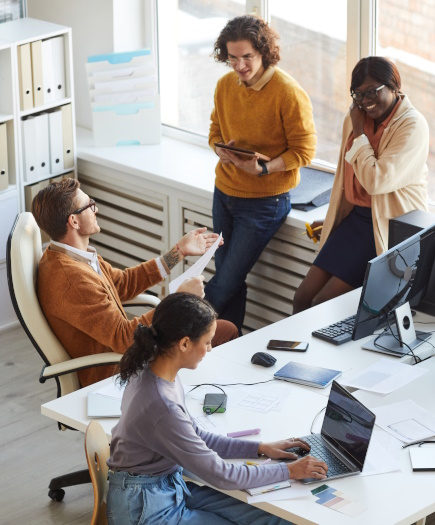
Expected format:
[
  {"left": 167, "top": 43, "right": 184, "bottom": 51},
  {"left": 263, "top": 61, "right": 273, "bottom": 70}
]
[
  {"left": 287, "top": 455, "right": 328, "bottom": 480},
  {"left": 257, "top": 438, "right": 311, "bottom": 460}
]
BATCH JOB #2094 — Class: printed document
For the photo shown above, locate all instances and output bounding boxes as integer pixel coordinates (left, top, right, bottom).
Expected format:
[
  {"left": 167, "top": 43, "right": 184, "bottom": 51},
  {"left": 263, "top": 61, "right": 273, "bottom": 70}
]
[
  {"left": 169, "top": 233, "right": 222, "bottom": 294},
  {"left": 340, "top": 358, "right": 428, "bottom": 394},
  {"left": 373, "top": 399, "right": 435, "bottom": 444}
]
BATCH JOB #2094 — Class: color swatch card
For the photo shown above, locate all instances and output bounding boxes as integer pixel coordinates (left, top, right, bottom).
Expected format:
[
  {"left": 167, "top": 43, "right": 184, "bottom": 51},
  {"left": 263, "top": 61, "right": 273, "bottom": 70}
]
[{"left": 311, "top": 484, "right": 367, "bottom": 517}]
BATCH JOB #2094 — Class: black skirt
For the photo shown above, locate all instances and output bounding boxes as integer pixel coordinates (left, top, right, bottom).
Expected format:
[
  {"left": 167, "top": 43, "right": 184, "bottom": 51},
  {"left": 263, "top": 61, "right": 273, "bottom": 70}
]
[{"left": 313, "top": 206, "right": 377, "bottom": 288}]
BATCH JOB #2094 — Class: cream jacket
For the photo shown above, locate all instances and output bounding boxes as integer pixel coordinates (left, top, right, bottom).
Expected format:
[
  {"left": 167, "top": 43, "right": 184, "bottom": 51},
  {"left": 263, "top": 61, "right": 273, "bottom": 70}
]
[{"left": 320, "top": 95, "right": 429, "bottom": 256}]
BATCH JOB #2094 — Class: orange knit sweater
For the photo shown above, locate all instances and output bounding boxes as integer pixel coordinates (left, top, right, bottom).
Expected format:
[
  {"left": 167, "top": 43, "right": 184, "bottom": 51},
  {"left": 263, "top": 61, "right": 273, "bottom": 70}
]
[
  {"left": 38, "top": 246, "right": 162, "bottom": 387},
  {"left": 209, "top": 67, "right": 317, "bottom": 198}
]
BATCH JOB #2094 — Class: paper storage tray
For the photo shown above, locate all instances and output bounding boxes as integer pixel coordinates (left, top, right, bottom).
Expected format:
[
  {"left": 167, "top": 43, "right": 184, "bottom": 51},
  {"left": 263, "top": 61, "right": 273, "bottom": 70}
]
[
  {"left": 91, "top": 90, "right": 155, "bottom": 105},
  {"left": 89, "top": 64, "right": 155, "bottom": 83},
  {"left": 86, "top": 49, "right": 152, "bottom": 74},
  {"left": 91, "top": 102, "right": 160, "bottom": 146},
  {"left": 90, "top": 76, "right": 158, "bottom": 95}
]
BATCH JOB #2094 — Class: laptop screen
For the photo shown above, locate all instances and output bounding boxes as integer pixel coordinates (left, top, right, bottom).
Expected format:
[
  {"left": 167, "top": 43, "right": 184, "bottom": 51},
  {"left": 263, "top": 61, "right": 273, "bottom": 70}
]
[{"left": 321, "top": 381, "right": 376, "bottom": 469}]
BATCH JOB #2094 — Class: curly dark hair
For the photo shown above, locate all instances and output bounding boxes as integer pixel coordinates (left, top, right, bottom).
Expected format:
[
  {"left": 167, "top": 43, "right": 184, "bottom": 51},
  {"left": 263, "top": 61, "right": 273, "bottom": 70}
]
[
  {"left": 213, "top": 15, "right": 280, "bottom": 69},
  {"left": 351, "top": 56, "right": 401, "bottom": 94},
  {"left": 118, "top": 293, "right": 217, "bottom": 385}
]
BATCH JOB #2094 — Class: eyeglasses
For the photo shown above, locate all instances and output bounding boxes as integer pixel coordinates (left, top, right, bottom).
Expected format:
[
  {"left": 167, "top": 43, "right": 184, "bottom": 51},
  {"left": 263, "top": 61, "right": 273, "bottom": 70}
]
[
  {"left": 71, "top": 199, "right": 96, "bottom": 215},
  {"left": 226, "top": 55, "right": 258, "bottom": 66},
  {"left": 351, "top": 84, "right": 385, "bottom": 103}
]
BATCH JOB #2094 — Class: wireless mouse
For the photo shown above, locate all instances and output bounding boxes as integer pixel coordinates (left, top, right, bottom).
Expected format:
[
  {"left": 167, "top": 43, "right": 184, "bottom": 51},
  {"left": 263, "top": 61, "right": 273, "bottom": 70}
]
[{"left": 251, "top": 351, "right": 277, "bottom": 367}]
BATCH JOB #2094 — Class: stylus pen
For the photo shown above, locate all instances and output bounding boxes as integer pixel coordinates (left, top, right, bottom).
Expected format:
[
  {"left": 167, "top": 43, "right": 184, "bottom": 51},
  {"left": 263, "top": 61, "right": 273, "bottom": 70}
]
[
  {"left": 301, "top": 225, "right": 323, "bottom": 236},
  {"left": 227, "top": 428, "right": 261, "bottom": 438}
]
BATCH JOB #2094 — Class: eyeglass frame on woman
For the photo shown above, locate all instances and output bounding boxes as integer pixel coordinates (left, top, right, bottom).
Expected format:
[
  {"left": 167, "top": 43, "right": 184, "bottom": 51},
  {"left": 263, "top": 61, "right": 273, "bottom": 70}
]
[
  {"left": 71, "top": 199, "right": 96, "bottom": 215},
  {"left": 226, "top": 54, "right": 259, "bottom": 66},
  {"left": 351, "top": 84, "right": 386, "bottom": 103}
]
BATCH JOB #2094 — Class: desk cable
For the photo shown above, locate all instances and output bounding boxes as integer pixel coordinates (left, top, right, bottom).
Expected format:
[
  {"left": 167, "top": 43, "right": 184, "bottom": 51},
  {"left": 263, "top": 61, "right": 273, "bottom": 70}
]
[
  {"left": 186, "top": 380, "right": 274, "bottom": 416},
  {"left": 373, "top": 313, "right": 421, "bottom": 364},
  {"left": 310, "top": 406, "right": 326, "bottom": 434}
]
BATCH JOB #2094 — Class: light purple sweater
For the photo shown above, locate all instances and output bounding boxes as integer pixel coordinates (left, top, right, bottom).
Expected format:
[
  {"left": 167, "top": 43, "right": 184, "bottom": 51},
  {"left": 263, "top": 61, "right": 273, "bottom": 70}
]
[{"left": 107, "top": 368, "right": 289, "bottom": 490}]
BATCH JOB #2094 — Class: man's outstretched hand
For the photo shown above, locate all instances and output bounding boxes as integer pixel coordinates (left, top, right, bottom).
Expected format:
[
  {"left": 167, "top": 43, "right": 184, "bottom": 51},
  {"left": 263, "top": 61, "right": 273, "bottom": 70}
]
[{"left": 177, "top": 227, "right": 223, "bottom": 257}]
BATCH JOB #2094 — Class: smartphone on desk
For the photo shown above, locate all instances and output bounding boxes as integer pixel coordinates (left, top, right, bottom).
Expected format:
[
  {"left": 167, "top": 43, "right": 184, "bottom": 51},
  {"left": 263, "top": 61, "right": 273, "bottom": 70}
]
[{"left": 267, "top": 340, "right": 309, "bottom": 352}]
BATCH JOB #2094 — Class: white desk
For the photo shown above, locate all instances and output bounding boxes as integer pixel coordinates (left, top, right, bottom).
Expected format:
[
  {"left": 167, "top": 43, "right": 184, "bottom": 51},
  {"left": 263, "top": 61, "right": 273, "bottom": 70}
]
[
  {"left": 212, "top": 289, "right": 435, "bottom": 398},
  {"left": 41, "top": 291, "right": 435, "bottom": 525}
]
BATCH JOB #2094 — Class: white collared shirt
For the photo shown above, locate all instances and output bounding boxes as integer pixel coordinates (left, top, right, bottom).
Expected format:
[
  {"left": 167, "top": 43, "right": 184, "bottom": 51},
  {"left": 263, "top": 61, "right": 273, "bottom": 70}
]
[
  {"left": 51, "top": 240, "right": 102, "bottom": 274},
  {"left": 50, "top": 240, "right": 168, "bottom": 278}
]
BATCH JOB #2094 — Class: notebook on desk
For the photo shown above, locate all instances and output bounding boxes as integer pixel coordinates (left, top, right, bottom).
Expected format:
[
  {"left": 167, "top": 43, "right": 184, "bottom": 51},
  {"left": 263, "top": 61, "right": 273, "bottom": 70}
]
[
  {"left": 285, "top": 381, "right": 376, "bottom": 484},
  {"left": 87, "top": 392, "right": 122, "bottom": 418},
  {"left": 273, "top": 361, "right": 341, "bottom": 388}
]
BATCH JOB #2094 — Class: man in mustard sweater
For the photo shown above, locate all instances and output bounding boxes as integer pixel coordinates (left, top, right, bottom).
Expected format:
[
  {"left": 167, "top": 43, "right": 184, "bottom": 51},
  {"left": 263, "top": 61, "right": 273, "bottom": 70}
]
[
  {"left": 32, "top": 179, "right": 237, "bottom": 387},
  {"left": 205, "top": 15, "right": 317, "bottom": 333}
]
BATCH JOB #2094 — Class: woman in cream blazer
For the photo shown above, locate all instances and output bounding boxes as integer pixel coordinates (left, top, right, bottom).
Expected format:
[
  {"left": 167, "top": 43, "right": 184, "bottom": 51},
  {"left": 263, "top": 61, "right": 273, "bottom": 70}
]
[{"left": 293, "top": 57, "right": 429, "bottom": 313}]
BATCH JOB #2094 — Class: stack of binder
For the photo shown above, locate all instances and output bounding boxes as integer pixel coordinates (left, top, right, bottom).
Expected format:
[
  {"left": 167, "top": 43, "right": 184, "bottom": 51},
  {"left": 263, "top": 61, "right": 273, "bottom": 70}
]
[
  {"left": 17, "top": 35, "right": 66, "bottom": 111},
  {"left": 22, "top": 103, "right": 74, "bottom": 183},
  {"left": 86, "top": 49, "right": 161, "bottom": 147},
  {"left": 0, "top": 123, "right": 9, "bottom": 191}
]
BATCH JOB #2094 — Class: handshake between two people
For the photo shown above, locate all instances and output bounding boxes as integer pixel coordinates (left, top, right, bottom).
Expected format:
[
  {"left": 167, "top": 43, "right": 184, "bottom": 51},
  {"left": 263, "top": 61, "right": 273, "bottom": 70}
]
[{"left": 173, "top": 227, "right": 224, "bottom": 298}]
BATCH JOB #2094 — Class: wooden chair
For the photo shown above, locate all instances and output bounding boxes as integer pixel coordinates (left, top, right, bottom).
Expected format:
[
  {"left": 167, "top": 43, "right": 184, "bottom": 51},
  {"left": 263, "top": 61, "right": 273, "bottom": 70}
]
[
  {"left": 85, "top": 421, "right": 110, "bottom": 525},
  {"left": 6, "top": 212, "right": 160, "bottom": 501}
]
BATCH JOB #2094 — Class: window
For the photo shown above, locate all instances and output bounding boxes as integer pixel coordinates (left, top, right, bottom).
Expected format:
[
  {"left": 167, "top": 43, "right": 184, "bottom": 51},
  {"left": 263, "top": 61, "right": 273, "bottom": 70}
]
[
  {"left": 376, "top": 0, "right": 435, "bottom": 201},
  {"left": 269, "top": 0, "right": 347, "bottom": 165},
  {"left": 157, "top": 0, "right": 435, "bottom": 193},
  {"left": 0, "top": 0, "right": 24, "bottom": 23},
  {"left": 157, "top": 0, "right": 244, "bottom": 138},
  {"left": 157, "top": 0, "right": 354, "bottom": 165}
]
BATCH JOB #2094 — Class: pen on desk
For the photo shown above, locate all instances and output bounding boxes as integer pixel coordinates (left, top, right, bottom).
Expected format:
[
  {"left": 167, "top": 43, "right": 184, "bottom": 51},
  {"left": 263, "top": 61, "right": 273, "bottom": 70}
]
[
  {"left": 244, "top": 458, "right": 272, "bottom": 467},
  {"left": 227, "top": 428, "right": 261, "bottom": 438}
]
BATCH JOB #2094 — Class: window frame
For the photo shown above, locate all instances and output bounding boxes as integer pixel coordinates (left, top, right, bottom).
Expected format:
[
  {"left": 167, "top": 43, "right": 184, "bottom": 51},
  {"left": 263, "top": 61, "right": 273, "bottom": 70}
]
[{"left": 155, "top": 0, "right": 377, "bottom": 168}]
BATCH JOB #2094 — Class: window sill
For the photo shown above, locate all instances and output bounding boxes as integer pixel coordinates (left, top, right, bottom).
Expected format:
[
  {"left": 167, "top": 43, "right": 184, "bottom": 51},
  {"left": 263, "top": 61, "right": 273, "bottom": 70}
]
[{"left": 76, "top": 126, "right": 328, "bottom": 230}]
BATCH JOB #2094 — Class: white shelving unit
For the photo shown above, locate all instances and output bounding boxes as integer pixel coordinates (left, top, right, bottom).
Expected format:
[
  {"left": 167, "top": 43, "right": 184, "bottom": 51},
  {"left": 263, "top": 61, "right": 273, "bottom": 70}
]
[{"left": 0, "top": 18, "right": 77, "bottom": 331}]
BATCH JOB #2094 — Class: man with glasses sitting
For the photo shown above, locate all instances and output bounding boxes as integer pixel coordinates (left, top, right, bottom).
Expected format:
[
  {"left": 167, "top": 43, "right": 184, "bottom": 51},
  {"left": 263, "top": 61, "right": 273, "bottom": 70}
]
[{"left": 32, "top": 178, "right": 238, "bottom": 387}]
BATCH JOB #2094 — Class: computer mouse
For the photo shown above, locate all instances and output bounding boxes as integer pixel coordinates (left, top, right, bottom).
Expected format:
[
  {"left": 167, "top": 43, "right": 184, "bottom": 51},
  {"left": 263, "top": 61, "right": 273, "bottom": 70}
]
[{"left": 251, "top": 351, "right": 277, "bottom": 367}]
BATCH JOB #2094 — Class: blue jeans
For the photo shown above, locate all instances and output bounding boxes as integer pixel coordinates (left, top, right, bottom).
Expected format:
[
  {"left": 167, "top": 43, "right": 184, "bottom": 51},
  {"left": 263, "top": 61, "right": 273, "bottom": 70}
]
[
  {"left": 107, "top": 469, "right": 294, "bottom": 525},
  {"left": 205, "top": 187, "right": 291, "bottom": 333}
]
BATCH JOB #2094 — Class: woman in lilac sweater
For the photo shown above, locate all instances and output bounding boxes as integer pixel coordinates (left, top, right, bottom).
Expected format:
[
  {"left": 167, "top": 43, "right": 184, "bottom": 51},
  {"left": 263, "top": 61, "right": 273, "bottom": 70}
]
[{"left": 107, "top": 293, "right": 327, "bottom": 524}]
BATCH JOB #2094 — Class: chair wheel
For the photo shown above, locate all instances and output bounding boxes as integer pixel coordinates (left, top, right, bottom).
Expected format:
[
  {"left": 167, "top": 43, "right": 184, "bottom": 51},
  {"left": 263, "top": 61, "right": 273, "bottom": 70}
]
[{"left": 48, "top": 488, "right": 65, "bottom": 502}]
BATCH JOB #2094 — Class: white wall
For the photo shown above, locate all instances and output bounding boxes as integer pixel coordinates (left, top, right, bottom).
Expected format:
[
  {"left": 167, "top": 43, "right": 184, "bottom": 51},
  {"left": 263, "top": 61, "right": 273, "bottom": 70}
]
[{"left": 26, "top": 0, "right": 150, "bottom": 130}]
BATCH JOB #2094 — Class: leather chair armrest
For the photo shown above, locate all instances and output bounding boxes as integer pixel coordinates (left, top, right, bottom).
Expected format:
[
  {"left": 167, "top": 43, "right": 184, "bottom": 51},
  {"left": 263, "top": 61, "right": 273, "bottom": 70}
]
[
  {"left": 122, "top": 293, "right": 160, "bottom": 307},
  {"left": 39, "top": 352, "right": 122, "bottom": 383}
]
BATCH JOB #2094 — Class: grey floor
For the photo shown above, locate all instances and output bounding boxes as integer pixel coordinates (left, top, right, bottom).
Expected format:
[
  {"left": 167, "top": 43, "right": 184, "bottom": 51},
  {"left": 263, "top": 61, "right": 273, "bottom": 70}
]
[{"left": 0, "top": 325, "right": 93, "bottom": 525}]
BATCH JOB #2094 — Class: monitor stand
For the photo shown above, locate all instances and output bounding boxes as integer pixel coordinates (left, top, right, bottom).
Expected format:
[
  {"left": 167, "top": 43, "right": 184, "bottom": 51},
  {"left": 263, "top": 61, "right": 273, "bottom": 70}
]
[{"left": 362, "top": 302, "right": 431, "bottom": 356}]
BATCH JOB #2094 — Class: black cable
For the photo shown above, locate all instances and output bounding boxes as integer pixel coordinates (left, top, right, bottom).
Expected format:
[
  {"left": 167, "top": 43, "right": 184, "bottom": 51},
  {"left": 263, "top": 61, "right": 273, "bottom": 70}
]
[
  {"left": 187, "top": 383, "right": 226, "bottom": 416},
  {"left": 373, "top": 311, "right": 421, "bottom": 364},
  {"left": 187, "top": 380, "right": 275, "bottom": 415}
]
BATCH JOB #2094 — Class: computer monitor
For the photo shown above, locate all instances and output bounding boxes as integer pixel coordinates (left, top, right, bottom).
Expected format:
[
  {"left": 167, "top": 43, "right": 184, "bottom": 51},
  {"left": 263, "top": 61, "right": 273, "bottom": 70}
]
[{"left": 352, "top": 223, "right": 435, "bottom": 355}]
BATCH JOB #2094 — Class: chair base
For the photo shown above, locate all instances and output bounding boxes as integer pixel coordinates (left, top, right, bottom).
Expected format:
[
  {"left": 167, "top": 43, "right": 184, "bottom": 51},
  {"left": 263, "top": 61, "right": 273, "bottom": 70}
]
[{"left": 48, "top": 468, "right": 91, "bottom": 501}]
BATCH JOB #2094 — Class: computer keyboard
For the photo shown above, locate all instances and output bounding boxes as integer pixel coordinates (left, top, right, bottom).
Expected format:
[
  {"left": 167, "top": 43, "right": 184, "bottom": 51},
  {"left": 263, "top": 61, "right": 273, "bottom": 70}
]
[
  {"left": 312, "top": 315, "right": 356, "bottom": 345},
  {"left": 287, "top": 434, "right": 352, "bottom": 477}
]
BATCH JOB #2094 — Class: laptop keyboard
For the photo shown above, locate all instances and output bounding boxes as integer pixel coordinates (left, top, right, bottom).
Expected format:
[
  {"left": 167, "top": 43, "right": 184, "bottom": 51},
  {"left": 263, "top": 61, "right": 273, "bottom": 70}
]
[
  {"left": 287, "top": 434, "right": 352, "bottom": 477},
  {"left": 311, "top": 315, "right": 356, "bottom": 345}
]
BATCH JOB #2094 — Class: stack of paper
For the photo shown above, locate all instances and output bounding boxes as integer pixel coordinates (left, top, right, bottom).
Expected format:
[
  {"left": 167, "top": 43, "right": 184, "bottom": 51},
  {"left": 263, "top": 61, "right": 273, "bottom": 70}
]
[{"left": 87, "top": 378, "right": 125, "bottom": 418}]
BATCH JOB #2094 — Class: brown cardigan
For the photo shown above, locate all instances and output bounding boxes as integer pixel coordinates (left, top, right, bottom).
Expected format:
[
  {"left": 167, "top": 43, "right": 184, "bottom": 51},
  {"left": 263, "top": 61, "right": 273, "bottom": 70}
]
[{"left": 38, "top": 245, "right": 163, "bottom": 387}]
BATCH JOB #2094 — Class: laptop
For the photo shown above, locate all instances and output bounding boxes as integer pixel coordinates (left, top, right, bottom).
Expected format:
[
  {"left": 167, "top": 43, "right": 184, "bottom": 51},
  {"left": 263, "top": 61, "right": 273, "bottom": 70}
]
[{"left": 286, "top": 380, "right": 376, "bottom": 484}]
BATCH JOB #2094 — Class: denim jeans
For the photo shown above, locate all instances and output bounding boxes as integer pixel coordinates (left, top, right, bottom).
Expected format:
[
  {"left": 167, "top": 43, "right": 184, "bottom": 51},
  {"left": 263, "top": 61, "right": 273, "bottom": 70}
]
[
  {"left": 107, "top": 469, "right": 294, "bottom": 525},
  {"left": 205, "top": 187, "right": 291, "bottom": 333}
]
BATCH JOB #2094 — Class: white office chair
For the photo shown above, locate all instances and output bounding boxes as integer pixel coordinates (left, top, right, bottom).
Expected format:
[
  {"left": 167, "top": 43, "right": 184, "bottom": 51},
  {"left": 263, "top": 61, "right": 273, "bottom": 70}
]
[{"left": 6, "top": 212, "right": 160, "bottom": 502}]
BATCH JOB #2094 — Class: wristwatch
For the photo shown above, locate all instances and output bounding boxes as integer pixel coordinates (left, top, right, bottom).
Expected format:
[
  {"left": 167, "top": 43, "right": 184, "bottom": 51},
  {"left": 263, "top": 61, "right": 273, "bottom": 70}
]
[{"left": 259, "top": 161, "right": 269, "bottom": 177}]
